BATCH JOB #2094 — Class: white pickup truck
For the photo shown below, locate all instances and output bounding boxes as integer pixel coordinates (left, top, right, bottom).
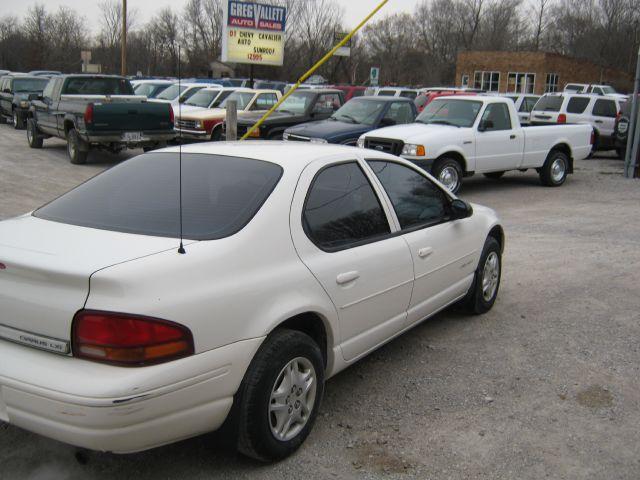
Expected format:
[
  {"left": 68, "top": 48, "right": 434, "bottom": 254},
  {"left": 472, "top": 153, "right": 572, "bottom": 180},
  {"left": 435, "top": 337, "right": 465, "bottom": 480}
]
[{"left": 357, "top": 96, "right": 594, "bottom": 193}]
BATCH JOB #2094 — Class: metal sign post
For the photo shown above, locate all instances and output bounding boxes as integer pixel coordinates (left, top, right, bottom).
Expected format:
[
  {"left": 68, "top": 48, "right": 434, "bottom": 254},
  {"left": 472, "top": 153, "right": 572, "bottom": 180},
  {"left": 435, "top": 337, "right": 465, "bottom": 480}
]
[
  {"left": 624, "top": 45, "right": 640, "bottom": 178},
  {"left": 370, "top": 67, "right": 380, "bottom": 86},
  {"left": 226, "top": 100, "right": 238, "bottom": 141}
]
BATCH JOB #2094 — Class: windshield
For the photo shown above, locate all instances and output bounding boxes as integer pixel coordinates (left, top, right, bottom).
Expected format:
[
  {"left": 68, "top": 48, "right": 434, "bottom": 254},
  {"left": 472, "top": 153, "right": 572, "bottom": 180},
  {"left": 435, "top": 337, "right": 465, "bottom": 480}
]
[
  {"left": 156, "top": 84, "right": 186, "bottom": 100},
  {"left": 13, "top": 78, "right": 49, "bottom": 92},
  {"left": 220, "top": 92, "right": 254, "bottom": 110},
  {"left": 533, "top": 95, "right": 564, "bottom": 112},
  {"left": 184, "top": 89, "right": 221, "bottom": 107},
  {"left": 34, "top": 153, "right": 283, "bottom": 240},
  {"left": 134, "top": 83, "right": 168, "bottom": 97},
  {"left": 62, "top": 77, "right": 134, "bottom": 95},
  {"left": 331, "top": 98, "right": 386, "bottom": 125},
  {"left": 416, "top": 99, "right": 482, "bottom": 127},
  {"left": 277, "top": 92, "right": 312, "bottom": 114}
]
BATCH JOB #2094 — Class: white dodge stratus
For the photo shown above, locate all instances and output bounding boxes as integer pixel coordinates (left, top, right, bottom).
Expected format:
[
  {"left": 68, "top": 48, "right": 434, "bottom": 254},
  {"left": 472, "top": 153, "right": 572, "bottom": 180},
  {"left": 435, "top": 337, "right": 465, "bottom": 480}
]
[{"left": 0, "top": 142, "right": 504, "bottom": 460}]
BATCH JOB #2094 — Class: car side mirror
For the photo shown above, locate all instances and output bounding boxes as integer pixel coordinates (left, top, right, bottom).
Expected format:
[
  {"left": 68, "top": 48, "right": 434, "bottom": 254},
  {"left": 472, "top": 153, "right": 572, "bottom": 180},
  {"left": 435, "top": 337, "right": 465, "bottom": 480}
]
[
  {"left": 380, "top": 117, "right": 396, "bottom": 127},
  {"left": 450, "top": 199, "right": 473, "bottom": 219},
  {"left": 478, "top": 119, "right": 493, "bottom": 132},
  {"left": 28, "top": 93, "right": 39, "bottom": 101},
  {"left": 3, "top": 88, "right": 10, "bottom": 94}
]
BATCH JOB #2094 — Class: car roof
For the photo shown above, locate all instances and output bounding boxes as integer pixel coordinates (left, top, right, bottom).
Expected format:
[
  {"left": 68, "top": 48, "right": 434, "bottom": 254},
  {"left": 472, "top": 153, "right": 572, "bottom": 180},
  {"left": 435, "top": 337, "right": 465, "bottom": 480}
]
[
  {"left": 355, "top": 95, "right": 413, "bottom": 102},
  {"left": 161, "top": 141, "right": 398, "bottom": 168}
]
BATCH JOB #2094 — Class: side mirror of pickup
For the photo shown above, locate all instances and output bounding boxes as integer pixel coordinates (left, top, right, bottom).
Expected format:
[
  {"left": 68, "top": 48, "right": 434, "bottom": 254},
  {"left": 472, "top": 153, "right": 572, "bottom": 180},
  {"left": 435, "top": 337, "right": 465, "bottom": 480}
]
[
  {"left": 2, "top": 88, "right": 10, "bottom": 94},
  {"left": 28, "top": 93, "right": 40, "bottom": 102},
  {"left": 477, "top": 119, "right": 494, "bottom": 132},
  {"left": 450, "top": 199, "right": 473, "bottom": 220}
]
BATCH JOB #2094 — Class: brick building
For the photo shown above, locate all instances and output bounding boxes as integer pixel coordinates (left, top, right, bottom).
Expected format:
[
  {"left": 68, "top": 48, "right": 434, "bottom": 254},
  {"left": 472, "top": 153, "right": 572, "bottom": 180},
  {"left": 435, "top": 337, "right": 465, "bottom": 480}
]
[{"left": 455, "top": 51, "right": 633, "bottom": 95}]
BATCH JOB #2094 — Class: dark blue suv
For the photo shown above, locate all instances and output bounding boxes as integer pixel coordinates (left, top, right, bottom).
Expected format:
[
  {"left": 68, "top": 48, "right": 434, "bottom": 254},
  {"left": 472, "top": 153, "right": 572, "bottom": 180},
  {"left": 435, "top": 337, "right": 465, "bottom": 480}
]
[{"left": 283, "top": 96, "right": 417, "bottom": 146}]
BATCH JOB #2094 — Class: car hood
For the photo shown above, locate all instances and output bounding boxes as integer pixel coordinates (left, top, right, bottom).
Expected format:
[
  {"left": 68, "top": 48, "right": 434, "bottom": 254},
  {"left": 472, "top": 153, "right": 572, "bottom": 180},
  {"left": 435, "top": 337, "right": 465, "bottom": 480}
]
[
  {"left": 286, "top": 119, "right": 372, "bottom": 139},
  {"left": 180, "top": 108, "right": 227, "bottom": 121},
  {"left": 177, "top": 105, "right": 208, "bottom": 115},
  {"left": 363, "top": 122, "right": 462, "bottom": 143},
  {"left": 238, "top": 111, "right": 302, "bottom": 125},
  {"left": 0, "top": 214, "right": 182, "bottom": 343}
]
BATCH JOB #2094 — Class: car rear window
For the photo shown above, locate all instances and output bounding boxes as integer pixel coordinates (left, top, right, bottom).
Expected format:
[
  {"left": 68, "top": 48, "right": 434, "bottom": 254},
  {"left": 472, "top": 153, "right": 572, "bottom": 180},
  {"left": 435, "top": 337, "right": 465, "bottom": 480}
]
[
  {"left": 533, "top": 95, "right": 563, "bottom": 112},
  {"left": 62, "top": 77, "right": 134, "bottom": 95},
  {"left": 34, "top": 153, "right": 283, "bottom": 240}
]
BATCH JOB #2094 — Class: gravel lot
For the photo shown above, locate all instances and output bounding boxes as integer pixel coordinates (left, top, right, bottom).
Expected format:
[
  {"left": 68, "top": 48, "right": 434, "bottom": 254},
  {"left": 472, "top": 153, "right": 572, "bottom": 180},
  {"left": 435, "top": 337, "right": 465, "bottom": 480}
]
[{"left": 1, "top": 126, "right": 639, "bottom": 480}]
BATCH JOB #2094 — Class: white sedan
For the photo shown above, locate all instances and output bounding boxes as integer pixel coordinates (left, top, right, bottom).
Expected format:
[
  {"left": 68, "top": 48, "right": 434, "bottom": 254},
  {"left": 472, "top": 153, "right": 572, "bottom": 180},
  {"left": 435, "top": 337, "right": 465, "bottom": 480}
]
[{"left": 0, "top": 143, "right": 504, "bottom": 460}]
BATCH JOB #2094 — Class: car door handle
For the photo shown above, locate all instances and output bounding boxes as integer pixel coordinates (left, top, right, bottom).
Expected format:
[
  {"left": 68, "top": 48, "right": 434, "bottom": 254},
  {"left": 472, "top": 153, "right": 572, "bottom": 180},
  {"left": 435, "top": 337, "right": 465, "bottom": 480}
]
[
  {"left": 595, "top": 120, "right": 603, "bottom": 124},
  {"left": 418, "top": 247, "right": 434, "bottom": 258},
  {"left": 510, "top": 134, "right": 516, "bottom": 139},
  {"left": 336, "top": 271, "right": 360, "bottom": 285}
]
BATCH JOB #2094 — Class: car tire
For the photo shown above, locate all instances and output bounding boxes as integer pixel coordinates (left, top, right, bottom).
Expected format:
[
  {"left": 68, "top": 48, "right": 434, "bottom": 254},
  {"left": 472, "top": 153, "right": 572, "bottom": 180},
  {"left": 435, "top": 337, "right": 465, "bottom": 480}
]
[
  {"left": 236, "top": 329, "right": 325, "bottom": 461},
  {"left": 211, "top": 127, "right": 222, "bottom": 141},
  {"left": 462, "top": 236, "right": 502, "bottom": 315},
  {"left": 67, "top": 129, "right": 88, "bottom": 165},
  {"left": 268, "top": 132, "right": 283, "bottom": 140},
  {"left": 26, "top": 119, "right": 43, "bottom": 149},
  {"left": 539, "top": 150, "right": 569, "bottom": 187},
  {"left": 432, "top": 157, "right": 463, "bottom": 194},
  {"left": 13, "top": 110, "right": 24, "bottom": 130},
  {"left": 483, "top": 171, "right": 505, "bottom": 179},
  {"left": 615, "top": 148, "right": 625, "bottom": 159}
]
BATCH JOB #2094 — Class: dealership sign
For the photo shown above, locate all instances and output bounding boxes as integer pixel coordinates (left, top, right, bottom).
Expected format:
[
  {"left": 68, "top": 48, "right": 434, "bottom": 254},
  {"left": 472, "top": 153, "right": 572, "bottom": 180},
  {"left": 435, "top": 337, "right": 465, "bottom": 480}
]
[{"left": 222, "top": 1, "right": 286, "bottom": 66}]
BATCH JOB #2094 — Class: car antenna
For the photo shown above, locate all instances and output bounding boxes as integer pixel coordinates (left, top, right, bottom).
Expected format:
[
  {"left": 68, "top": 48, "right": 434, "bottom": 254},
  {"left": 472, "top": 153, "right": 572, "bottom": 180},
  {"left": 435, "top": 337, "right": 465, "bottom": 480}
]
[{"left": 177, "top": 44, "right": 186, "bottom": 255}]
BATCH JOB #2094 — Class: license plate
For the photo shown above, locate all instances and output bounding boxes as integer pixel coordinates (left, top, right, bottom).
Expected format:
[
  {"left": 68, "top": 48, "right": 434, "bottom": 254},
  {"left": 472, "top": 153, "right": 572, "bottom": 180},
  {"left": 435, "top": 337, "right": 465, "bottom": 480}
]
[{"left": 122, "top": 132, "right": 144, "bottom": 142}]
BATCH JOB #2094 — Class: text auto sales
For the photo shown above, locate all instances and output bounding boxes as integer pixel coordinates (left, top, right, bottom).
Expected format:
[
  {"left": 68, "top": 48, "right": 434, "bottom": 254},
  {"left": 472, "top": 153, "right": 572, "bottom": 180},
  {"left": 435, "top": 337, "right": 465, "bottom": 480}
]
[{"left": 228, "top": 1, "right": 286, "bottom": 31}]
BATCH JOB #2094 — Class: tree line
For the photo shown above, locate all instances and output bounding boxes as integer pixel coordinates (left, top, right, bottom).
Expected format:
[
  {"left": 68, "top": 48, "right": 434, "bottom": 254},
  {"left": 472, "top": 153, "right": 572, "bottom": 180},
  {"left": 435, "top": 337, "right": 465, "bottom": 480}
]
[{"left": 0, "top": 0, "right": 638, "bottom": 87}]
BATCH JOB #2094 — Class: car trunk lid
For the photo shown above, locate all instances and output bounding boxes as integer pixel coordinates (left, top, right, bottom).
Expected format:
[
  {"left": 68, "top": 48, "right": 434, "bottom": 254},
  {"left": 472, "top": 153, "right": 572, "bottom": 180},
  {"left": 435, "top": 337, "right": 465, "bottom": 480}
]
[{"left": 0, "top": 215, "right": 179, "bottom": 347}]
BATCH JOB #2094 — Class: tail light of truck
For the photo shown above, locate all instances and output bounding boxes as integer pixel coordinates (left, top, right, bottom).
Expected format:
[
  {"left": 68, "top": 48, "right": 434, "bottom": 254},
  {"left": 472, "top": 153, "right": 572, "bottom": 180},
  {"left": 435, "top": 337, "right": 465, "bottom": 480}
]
[
  {"left": 85, "top": 103, "right": 94, "bottom": 125},
  {"left": 557, "top": 113, "right": 567, "bottom": 124},
  {"left": 168, "top": 105, "right": 174, "bottom": 126},
  {"left": 72, "top": 310, "right": 194, "bottom": 366}
]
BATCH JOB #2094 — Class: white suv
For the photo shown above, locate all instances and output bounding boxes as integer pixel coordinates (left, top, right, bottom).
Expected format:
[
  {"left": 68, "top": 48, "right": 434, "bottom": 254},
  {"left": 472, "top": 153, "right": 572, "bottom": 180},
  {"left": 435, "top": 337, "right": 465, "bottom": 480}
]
[
  {"left": 502, "top": 93, "right": 540, "bottom": 125},
  {"left": 530, "top": 93, "right": 622, "bottom": 155}
]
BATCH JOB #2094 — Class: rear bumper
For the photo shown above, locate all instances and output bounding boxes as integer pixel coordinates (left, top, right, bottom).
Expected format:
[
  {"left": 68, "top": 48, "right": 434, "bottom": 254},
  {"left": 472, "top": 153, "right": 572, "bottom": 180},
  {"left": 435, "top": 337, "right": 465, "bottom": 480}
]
[
  {"left": 0, "top": 336, "right": 263, "bottom": 453},
  {"left": 78, "top": 130, "right": 176, "bottom": 146}
]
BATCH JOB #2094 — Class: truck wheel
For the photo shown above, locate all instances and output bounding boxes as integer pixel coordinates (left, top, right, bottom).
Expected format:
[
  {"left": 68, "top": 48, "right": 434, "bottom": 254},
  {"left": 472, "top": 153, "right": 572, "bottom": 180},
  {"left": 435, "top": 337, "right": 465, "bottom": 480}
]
[
  {"left": 461, "top": 236, "right": 502, "bottom": 315},
  {"left": 211, "top": 127, "right": 222, "bottom": 141},
  {"left": 67, "top": 129, "right": 88, "bottom": 165},
  {"left": 432, "top": 157, "right": 463, "bottom": 194},
  {"left": 483, "top": 171, "right": 505, "bottom": 179},
  {"left": 615, "top": 148, "right": 625, "bottom": 159},
  {"left": 539, "top": 150, "right": 568, "bottom": 187},
  {"left": 236, "top": 329, "right": 324, "bottom": 461},
  {"left": 26, "top": 119, "right": 43, "bottom": 148}
]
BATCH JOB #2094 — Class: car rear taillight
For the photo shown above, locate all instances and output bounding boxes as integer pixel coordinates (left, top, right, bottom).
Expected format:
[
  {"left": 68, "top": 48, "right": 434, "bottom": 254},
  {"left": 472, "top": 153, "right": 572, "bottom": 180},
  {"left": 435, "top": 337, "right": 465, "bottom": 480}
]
[
  {"left": 72, "top": 310, "right": 194, "bottom": 366},
  {"left": 85, "top": 103, "right": 94, "bottom": 125},
  {"left": 168, "top": 104, "right": 174, "bottom": 126},
  {"left": 557, "top": 113, "right": 566, "bottom": 124}
]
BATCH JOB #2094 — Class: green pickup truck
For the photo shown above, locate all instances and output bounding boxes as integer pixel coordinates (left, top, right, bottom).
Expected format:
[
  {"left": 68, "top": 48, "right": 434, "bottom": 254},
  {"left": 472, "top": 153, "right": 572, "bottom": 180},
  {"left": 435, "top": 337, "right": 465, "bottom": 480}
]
[{"left": 27, "top": 75, "right": 176, "bottom": 164}]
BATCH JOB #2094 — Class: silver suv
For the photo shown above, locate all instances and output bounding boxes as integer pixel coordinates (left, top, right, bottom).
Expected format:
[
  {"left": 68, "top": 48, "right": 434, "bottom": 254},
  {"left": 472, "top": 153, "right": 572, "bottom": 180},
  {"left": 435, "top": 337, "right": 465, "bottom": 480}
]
[{"left": 530, "top": 93, "right": 622, "bottom": 156}]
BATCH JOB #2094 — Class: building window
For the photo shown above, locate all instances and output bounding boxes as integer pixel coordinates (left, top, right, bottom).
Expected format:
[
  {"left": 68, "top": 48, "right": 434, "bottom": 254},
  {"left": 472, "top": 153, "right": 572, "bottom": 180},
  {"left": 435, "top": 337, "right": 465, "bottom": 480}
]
[
  {"left": 461, "top": 74, "right": 469, "bottom": 88},
  {"left": 474, "top": 71, "right": 500, "bottom": 92},
  {"left": 507, "top": 72, "right": 535, "bottom": 94},
  {"left": 545, "top": 73, "right": 559, "bottom": 93}
]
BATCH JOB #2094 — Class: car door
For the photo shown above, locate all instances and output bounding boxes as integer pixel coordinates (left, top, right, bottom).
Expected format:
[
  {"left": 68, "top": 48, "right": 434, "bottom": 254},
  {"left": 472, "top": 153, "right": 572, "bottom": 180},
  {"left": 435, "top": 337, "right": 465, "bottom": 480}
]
[
  {"left": 290, "top": 159, "right": 414, "bottom": 362},
  {"left": 249, "top": 92, "right": 278, "bottom": 112},
  {"left": 591, "top": 98, "right": 618, "bottom": 141},
  {"left": 474, "top": 102, "right": 524, "bottom": 171},
  {"left": 0, "top": 78, "right": 11, "bottom": 116},
  {"left": 365, "top": 160, "right": 481, "bottom": 326}
]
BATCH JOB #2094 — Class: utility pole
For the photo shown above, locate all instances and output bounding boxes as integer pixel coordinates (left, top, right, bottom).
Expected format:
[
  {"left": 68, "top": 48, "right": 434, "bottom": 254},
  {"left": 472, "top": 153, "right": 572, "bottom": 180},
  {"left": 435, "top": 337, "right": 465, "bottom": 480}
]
[{"left": 121, "top": 0, "right": 127, "bottom": 76}]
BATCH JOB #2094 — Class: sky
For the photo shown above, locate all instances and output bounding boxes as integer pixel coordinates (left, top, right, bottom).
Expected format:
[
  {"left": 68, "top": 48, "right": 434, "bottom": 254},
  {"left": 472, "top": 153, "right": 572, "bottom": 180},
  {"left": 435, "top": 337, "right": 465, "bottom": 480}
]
[{"left": 3, "top": 0, "right": 415, "bottom": 31}]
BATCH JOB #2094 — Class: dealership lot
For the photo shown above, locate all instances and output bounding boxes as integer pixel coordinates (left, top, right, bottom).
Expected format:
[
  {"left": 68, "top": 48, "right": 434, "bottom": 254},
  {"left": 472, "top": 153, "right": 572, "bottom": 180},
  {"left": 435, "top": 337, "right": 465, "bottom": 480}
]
[{"left": 1, "top": 127, "right": 639, "bottom": 479}]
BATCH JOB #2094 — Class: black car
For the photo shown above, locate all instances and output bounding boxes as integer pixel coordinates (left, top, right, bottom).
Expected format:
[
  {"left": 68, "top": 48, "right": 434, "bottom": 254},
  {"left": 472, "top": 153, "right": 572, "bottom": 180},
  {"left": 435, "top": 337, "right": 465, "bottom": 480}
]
[
  {"left": 236, "top": 89, "right": 344, "bottom": 140},
  {"left": 283, "top": 96, "right": 417, "bottom": 145},
  {"left": 0, "top": 75, "right": 49, "bottom": 129},
  {"left": 614, "top": 96, "right": 637, "bottom": 158}
]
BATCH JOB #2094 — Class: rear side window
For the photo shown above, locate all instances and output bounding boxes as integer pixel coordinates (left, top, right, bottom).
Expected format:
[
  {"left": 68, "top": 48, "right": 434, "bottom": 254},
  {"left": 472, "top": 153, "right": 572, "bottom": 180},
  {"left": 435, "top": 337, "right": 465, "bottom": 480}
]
[
  {"left": 35, "top": 153, "right": 283, "bottom": 240},
  {"left": 566, "top": 97, "right": 590, "bottom": 114},
  {"left": 534, "top": 95, "right": 563, "bottom": 112},
  {"left": 520, "top": 97, "right": 539, "bottom": 112},
  {"left": 42, "top": 79, "right": 55, "bottom": 99},
  {"left": 303, "top": 162, "right": 390, "bottom": 250},
  {"left": 400, "top": 91, "right": 417, "bottom": 100},
  {"left": 352, "top": 89, "right": 365, "bottom": 98},
  {"left": 368, "top": 161, "right": 449, "bottom": 230},
  {"left": 378, "top": 90, "right": 396, "bottom": 96},
  {"left": 592, "top": 99, "right": 617, "bottom": 118}
]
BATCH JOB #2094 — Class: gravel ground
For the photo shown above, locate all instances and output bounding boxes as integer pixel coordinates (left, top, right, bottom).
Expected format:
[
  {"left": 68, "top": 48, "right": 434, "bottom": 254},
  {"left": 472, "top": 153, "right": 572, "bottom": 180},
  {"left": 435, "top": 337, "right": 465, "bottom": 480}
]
[{"left": 1, "top": 126, "right": 639, "bottom": 480}]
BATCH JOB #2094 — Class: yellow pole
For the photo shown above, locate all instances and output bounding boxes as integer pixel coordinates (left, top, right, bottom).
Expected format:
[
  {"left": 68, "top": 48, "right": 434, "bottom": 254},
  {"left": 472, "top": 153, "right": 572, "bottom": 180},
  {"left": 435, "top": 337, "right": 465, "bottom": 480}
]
[{"left": 240, "top": 0, "right": 389, "bottom": 140}]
